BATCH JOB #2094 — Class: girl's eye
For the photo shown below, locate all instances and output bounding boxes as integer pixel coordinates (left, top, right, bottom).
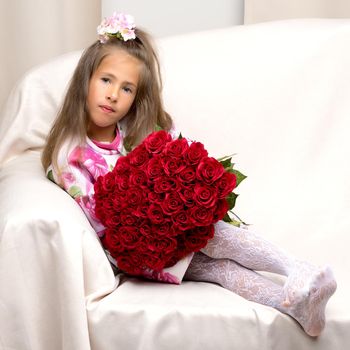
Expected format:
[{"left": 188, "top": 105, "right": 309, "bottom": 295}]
[
  {"left": 101, "top": 77, "right": 110, "bottom": 83},
  {"left": 123, "top": 86, "right": 133, "bottom": 94}
]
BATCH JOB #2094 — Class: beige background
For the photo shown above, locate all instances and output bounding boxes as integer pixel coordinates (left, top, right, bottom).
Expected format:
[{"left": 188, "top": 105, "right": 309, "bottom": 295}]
[
  {"left": 0, "top": 0, "right": 100, "bottom": 111},
  {"left": 1, "top": 0, "right": 349, "bottom": 112},
  {"left": 245, "top": 0, "right": 350, "bottom": 24},
  {"left": 0, "top": 0, "right": 245, "bottom": 113},
  {"left": 102, "top": 0, "right": 244, "bottom": 37}
]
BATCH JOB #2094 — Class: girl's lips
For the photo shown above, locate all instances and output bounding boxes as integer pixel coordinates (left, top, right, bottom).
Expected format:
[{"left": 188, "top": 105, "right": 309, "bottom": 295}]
[{"left": 100, "top": 105, "right": 115, "bottom": 113}]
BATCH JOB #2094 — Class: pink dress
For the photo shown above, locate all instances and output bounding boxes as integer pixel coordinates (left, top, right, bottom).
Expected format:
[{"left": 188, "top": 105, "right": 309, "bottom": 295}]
[{"left": 47, "top": 126, "right": 193, "bottom": 284}]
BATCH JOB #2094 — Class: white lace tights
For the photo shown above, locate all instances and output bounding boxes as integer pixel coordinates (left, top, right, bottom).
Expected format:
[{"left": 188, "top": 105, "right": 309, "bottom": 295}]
[{"left": 184, "top": 221, "right": 337, "bottom": 337}]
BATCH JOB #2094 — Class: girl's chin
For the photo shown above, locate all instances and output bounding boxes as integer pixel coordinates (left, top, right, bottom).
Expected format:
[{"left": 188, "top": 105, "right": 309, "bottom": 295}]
[{"left": 87, "top": 125, "right": 118, "bottom": 142}]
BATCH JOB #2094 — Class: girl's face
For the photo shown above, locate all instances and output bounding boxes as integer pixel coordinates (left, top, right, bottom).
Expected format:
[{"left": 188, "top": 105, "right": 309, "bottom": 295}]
[{"left": 87, "top": 48, "right": 141, "bottom": 142}]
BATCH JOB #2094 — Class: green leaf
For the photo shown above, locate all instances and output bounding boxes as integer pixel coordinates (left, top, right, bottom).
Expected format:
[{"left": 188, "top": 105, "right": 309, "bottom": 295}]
[
  {"left": 47, "top": 170, "right": 54, "bottom": 182},
  {"left": 217, "top": 154, "right": 236, "bottom": 162},
  {"left": 178, "top": 132, "right": 183, "bottom": 140},
  {"left": 222, "top": 213, "right": 232, "bottom": 223},
  {"left": 219, "top": 157, "right": 232, "bottom": 169},
  {"left": 123, "top": 141, "right": 132, "bottom": 153},
  {"left": 229, "top": 210, "right": 248, "bottom": 226},
  {"left": 68, "top": 186, "right": 83, "bottom": 199},
  {"left": 155, "top": 124, "right": 163, "bottom": 131},
  {"left": 228, "top": 219, "right": 243, "bottom": 227},
  {"left": 222, "top": 212, "right": 246, "bottom": 227},
  {"left": 231, "top": 169, "right": 247, "bottom": 187},
  {"left": 226, "top": 192, "right": 238, "bottom": 210}
]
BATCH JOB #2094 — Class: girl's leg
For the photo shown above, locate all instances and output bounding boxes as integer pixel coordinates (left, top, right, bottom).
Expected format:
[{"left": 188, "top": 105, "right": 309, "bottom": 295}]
[
  {"left": 203, "top": 221, "right": 297, "bottom": 274},
  {"left": 185, "top": 252, "right": 286, "bottom": 309},
  {"left": 185, "top": 252, "right": 336, "bottom": 337},
  {"left": 201, "top": 221, "right": 336, "bottom": 309}
]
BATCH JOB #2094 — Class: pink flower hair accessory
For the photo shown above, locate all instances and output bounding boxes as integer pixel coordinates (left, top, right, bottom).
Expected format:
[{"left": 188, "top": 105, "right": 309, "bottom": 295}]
[{"left": 97, "top": 12, "right": 136, "bottom": 43}]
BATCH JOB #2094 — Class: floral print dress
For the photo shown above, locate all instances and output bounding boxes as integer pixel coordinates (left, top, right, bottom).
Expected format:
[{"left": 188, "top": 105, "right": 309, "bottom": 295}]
[{"left": 47, "top": 126, "right": 193, "bottom": 284}]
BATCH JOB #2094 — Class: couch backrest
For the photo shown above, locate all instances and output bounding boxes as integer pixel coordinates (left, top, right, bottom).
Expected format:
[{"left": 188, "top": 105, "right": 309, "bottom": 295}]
[
  {"left": 0, "top": 50, "right": 82, "bottom": 165},
  {"left": 158, "top": 19, "right": 350, "bottom": 157}
]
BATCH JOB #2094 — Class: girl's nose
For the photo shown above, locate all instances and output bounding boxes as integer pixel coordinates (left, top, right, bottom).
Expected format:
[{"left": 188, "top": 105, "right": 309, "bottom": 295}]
[{"left": 107, "top": 87, "right": 118, "bottom": 102}]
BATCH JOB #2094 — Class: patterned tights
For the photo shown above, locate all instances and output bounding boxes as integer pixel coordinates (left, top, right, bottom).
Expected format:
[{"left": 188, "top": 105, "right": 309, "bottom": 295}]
[{"left": 184, "top": 221, "right": 337, "bottom": 336}]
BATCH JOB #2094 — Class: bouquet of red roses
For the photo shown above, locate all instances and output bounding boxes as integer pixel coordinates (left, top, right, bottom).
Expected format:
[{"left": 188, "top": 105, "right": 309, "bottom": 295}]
[{"left": 94, "top": 130, "right": 245, "bottom": 276}]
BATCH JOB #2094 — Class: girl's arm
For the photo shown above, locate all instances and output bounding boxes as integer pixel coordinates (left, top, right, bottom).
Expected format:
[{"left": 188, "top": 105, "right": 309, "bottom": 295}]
[{"left": 47, "top": 144, "right": 107, "bottom": 237}]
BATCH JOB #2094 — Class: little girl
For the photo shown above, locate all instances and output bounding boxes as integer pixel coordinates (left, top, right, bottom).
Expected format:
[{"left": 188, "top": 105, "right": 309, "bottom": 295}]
[{"left": 42, "top": 12, "right": 337, "bottom": 337}]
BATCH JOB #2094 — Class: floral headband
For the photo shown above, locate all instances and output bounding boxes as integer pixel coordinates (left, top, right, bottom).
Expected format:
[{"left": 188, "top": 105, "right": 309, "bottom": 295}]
[{"left": 97, "top": 12, "right": 136, "bottom": 43}]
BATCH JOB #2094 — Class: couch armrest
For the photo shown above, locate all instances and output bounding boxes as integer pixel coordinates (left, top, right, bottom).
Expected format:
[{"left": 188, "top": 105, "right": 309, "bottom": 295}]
[{"left": 0, "top": 151, "right": 116, "bottom": 349}]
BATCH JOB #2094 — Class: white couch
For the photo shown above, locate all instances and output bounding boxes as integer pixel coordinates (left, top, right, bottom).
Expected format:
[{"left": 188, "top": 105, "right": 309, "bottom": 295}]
[{"left": 1, "top": 19, "right": 349, "bottom": 350}]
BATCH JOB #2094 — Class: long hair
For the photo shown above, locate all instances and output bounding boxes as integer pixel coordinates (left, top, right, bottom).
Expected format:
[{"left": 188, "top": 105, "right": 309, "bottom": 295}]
[{"left": 42, "top": 28, "right": 173, "bottom": 172}]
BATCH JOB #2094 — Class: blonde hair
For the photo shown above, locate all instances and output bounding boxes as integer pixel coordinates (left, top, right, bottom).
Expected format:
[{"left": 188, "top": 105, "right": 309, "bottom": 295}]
[{"left": 42, "top": 28, "right": 173, "bottom": 172}]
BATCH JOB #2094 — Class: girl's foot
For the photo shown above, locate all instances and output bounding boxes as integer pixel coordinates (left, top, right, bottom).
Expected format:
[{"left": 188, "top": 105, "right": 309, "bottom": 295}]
[{"left": 282, "top": 264, "right": 337, "bottom": 337}]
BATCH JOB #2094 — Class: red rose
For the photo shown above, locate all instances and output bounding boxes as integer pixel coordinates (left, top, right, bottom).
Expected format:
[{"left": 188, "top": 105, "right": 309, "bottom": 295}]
[
  {"left": 213, "top": 199, "right": 229, "bottom": 222},
  {"left": 146, "top": 156, "right": 165, "bottom": 180},
  {"left": 215, "top": 172, "right": 237, "bottom": 198},
  {"left": 153, "top": 176, "right": 179, "bottom": 193},
  {"left": 161, "top": 192, "right": 184, "bottom": 215},
  {"left": 189, "top": 206, "right": 214, "bottom": 226},
  {"left": 193, "top": 183, "right": 218, "bottom": 208},
  {"left": 148, "top": 191, "right": 165, "bottom": 204},
  {"left": 118, "top": 226, "right": 141, "bottom": 249},
  {"left": 143, "top": 130, "right": 172, "bottom": 154},
  {"left": 117, "top": 253, "right": 143, "bottom": 275},
  {"left": 139, "top": 223, "right": 152, "bottom": 237},
  {"left": 154, "top": 222, "right": 178, "bottom": 237},
  {"left": 196, "top": 157, "right": 225, "bottom": 184},
  {"left": 177, "top": 166, "right": 196, "bottom": 185},
  {"left": 102, "top": 197, "right": 114, "bottom": 211},
  {"left": 171, "top": 210, "right": 192, "bottom": 231},
  {"left": 94, "top": 178, "right": 105, "bottom": 197},
  {"left": 183, "top": 229, "right": 210, "bottom": 251},
  {"left": 125, "top": 186, "right": 144, "bottom": 207},
  {"left": 120, "top": 210, "right": 137, "bottom": 226},
  {"left": 105, "top": 214, "right": 121, "bottom": 228},
  {"left": 178, "top": 188, "right": 195, "bottom": 207},
  {"left": 101, "top": 172, "right": 116, "bottom": 192},
  {"left": 128, "top": 144, "right": 150, "bottom": 168},
  {"left": 113, "top": 156, "right": 131, "bottom": 176},
  {"left": 94, "top": 201, "right": 106, "bottom": 221},
  {"left": 184, "top": 141, "right": 208, "bottom": 165},
  {"left": 133, "top": 204, "right": 150, "bottom": 219},
  {"left": 147, "top": 203, "right": 167, "bottom": 224},
  {"left": 147, "top": 236, "right": 177, "bottom": 254},
  {"left": 111, "top": 191, "right": 126, "bottom": 211},
  {"left": 141, "top": 251, "right": 166, "bottom": 271},
  {"left": 163, "top": 138, "right": 189, "bottom": 158},
  {"left": 162, "top": 157, "right": 187, "bottom": 176},
  {"left": 189, "top": 225, "right": 215, "bottom": 240},
  {"left": 103, "top": 228, "right": 125, "bottom": 254},
  {"left": 129, "top": 169, "right": 148, "bottom": 188},
  {"left": 115, "top": 174, "right": 129, "bottom": 191}
]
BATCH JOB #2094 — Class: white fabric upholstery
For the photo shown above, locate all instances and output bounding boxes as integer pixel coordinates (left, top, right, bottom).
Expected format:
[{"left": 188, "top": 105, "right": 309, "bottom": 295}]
[{"left": 1, "top": 19, "right": 349, "bottom": 349}]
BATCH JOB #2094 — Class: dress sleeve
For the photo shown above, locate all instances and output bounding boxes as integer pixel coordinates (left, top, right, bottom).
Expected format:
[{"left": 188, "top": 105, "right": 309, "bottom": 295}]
[{"left": 47, "top": 142, "right": 107, "bottom": 236}]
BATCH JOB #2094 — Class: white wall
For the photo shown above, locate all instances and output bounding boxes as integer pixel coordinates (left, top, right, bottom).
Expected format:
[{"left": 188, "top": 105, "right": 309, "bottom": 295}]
[{"left": 102, "top": 0, "right": 244, "bottom": 37}]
